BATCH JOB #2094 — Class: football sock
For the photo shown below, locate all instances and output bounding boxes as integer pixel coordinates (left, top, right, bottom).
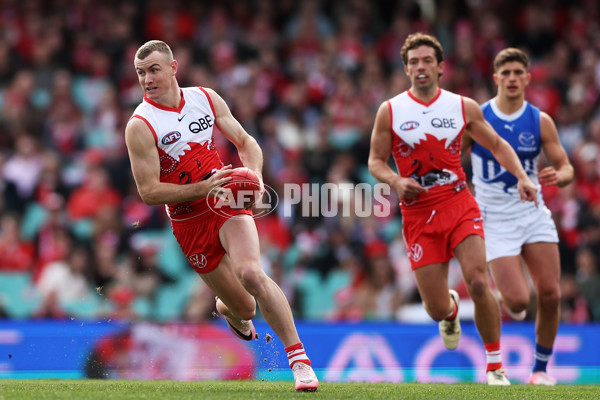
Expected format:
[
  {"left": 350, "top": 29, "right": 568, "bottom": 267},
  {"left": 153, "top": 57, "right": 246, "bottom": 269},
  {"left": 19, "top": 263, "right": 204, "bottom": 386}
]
[
  {"left": 484, "top": 341, "right": 502, "bottom": 372},
  {"left": 533, "top": 344, "right": 552, "bottom": 373},
  {"left": 445, "top": 297, "right": 458, "bottom": 321},
  {"left": 285, "top": 342, "right": 311, "bottom": 368}
]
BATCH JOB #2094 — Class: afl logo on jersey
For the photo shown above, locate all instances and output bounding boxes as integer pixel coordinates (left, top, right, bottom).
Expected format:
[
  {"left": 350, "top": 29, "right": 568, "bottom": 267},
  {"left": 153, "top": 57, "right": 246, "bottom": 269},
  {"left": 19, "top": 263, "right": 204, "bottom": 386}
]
[
  {"left": 162, "top": 131, "right": 181, "bottom": 145},
  {"left": 518, "top": 132, "right": 535, "bottom": 147},
  {"left": 400, "top": 121, "right": 420, "bottom": 131}
]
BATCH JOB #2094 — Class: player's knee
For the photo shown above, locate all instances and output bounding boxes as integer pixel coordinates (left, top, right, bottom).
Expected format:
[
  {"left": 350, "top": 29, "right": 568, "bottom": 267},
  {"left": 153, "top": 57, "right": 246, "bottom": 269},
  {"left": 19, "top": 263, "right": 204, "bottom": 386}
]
[
  {"left": 506, "top": 297, "right": 529, "bottom": 313},
  {"left": 424, "top": 302, "right": 451, "bottom": 321},
  {"left": 236, "top": 304, "right": 257, "bottom": 321},
  {"left": 538, "top": 286, "right": 560, "bottom": 309},
  {"left": 238, "top": 263, "right": 268, "bottom": 295},
  {"left": 222, "top": 295, "right": 256, "bottom": 320},
  {"left": 465, "top": 276, "right": 488, "bottom": 301}
]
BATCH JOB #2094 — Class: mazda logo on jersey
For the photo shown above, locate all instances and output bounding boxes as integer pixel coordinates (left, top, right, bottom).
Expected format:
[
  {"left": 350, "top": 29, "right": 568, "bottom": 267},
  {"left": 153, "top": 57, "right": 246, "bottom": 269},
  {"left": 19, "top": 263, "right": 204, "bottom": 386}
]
[
  {"left": 518, "top": 132, "right": 535, "bottom": 147},
  {"left": 162, "top": 131, "right": 181, "bottom": 145},
  {"left": 400, "top": 121, "right": 419, "bottom": 131}
]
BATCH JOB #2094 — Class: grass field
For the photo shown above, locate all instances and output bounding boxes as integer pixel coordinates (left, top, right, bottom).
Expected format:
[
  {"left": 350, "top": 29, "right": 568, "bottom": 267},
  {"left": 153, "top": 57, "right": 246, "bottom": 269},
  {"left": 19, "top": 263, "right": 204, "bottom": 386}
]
[{"left": 0, "top": 380, "right": 599, "bottom": 400}]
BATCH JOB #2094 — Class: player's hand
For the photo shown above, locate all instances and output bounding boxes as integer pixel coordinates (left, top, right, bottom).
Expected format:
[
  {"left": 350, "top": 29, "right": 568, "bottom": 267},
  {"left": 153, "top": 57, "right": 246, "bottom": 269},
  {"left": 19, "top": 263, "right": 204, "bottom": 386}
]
[
  {"left": 204, "top": 165, "right": 233, "bottom": 199},
  {"left": 517, "top": 176, "right": 539, "bottom": 208},
  {"left": 538, "top": 166, "right": 559, "bottom": 186},
  {"left": 394, "top": 176, "right": 427, "bottom": 201}
]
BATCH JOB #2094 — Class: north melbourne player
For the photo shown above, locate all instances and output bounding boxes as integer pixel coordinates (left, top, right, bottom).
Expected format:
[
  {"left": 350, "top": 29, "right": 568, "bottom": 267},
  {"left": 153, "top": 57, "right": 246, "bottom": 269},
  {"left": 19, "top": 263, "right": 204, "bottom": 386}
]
[{"left": 465, "top": 47, "right": 574, "bottom": 385}]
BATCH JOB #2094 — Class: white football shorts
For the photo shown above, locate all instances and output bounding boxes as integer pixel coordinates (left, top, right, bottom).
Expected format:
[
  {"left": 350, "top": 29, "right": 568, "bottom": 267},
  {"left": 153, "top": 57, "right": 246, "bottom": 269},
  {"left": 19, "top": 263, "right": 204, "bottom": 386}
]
[{"left": 483, "top": 205, "right": 559, "bottom": 262}]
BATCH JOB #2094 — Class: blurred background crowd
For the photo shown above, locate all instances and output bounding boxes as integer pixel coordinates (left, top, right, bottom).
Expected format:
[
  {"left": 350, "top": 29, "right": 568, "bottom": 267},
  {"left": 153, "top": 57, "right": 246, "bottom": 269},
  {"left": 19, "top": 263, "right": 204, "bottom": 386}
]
[{"left": 0, "top": 0, "right": 599, "bottom": 324}]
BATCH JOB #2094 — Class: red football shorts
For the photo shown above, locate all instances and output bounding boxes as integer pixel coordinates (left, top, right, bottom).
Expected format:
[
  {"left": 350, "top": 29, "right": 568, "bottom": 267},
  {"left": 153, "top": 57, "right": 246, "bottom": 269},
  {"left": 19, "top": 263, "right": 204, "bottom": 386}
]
[
  {"left": 402, "top": 190, "right": 484, "bottom": 270},
  {"left": 171, "top": 208, "right": 252, "bottom": 274}
]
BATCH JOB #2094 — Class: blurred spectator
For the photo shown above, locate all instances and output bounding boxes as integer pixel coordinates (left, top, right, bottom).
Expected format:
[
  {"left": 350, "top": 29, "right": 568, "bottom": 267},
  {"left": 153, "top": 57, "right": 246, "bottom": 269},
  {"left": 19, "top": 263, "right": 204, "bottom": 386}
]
[
  {"left": 1, "top": 70, "right": 37, "bottom": 128},
  {"left": 91, "top": 230, "right": 122, "bottom": 294},
  {"left": 0, "top": 152, "right": 20, "bottom": 213},
  {"left": 574, "top": 142, "right": 600, "bottom": 206},
  {"left": 325, "top": 72, "right": 367, "bottom": 150},
  {"left": 66, "top": 164, "right": 122, "bottom": 221},
  {"left": 0, "top": 213, "right": 34, "bottom": 272},
  {"left": 123, "top": 241, "right": 174, "bottom": 303},
  {"left": 575, "top": 246, "right": 600, "bottom": 321},
  {"left": 31, "top": 192, "right": 74, "bottom": 282},
  {"left": 559, "top": 273, "right": 590, "bottom": 323},
  {"left": 2, "top": 133, "right": 44, "bottom": 204},
  {"left": 36, "top": 243, "right": 98, "bottom": 317},
  {"left": 42, "top": 69, "right": 84, "bottom": 158},
  {"left": 33, "top": 151, "right": 70, "bottom": 206}
]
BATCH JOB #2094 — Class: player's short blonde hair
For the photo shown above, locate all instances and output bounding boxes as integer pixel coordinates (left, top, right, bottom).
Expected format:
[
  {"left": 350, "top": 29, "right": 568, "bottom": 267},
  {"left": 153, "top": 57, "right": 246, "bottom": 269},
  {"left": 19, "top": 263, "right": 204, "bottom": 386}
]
[
  {"left": 493, "top": 48, "right": 530, "bottom": 71},
  {"left": 135, "top": 40, "right": 173, "bottom": 62}
]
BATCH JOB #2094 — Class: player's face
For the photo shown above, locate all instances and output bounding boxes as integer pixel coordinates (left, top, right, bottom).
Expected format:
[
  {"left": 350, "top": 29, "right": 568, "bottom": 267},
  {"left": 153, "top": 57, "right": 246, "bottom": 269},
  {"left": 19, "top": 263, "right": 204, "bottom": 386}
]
[
  {"left": 404, "top": 45, "right": 443, "bottom": 90},
  {"left": 134, "top": 51, "right": 176, "bottom": 101},
  {"left": 493, "top": 61, "right": 530, "bottom": 100}
]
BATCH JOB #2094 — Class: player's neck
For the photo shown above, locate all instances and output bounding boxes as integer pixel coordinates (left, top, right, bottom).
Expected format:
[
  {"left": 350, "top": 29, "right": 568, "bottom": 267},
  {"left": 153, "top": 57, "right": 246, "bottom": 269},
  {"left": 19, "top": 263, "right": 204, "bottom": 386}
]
[
  {"left": 409, "top": 85, "right": 440, "bottom": 104},
  {"left": 154, "top": 86, "right": 182, "bottom": 109},
  {"left": 494, "top": 94, "right": 524, "bottom": 115}
]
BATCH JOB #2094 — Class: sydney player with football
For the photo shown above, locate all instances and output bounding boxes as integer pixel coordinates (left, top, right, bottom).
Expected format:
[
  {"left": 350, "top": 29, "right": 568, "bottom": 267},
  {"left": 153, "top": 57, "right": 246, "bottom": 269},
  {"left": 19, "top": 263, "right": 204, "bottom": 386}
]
[
  {"left": 368, "top": 33, "right": 538, "bottom": 385},
  {"left": 464, "top": 48, "right": 574, "bottom": 385},
  {"left": 125, "top": 40, "right": 318, "bottom": 391}
]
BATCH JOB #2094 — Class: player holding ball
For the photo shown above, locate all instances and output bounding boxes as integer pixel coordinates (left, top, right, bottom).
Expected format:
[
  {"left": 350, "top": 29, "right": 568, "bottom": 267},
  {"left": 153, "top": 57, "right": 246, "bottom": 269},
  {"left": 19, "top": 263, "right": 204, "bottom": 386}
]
[{"left": 125, "top": 40, "right": 318, "bottom": 392}]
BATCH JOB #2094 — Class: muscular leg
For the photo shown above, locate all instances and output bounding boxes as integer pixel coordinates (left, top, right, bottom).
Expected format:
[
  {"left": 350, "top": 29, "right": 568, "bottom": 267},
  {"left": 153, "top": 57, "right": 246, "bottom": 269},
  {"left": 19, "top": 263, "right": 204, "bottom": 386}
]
[
  {"left": 454, "top": 235, "right": 501, "bottom": 343},
  {"left": 488, "top": 255, "right": 531, "bottom": 314},
  {"left": 522, "top": 242, "right": 561, "bottom": 348},
  {"left": 413, "top": 262, "right": 453, "bottom": 321},
  {"left": 202, "top": 252, "right": 257, "bottom": 320},
  {"left": 202, "top": 214, "right": 300, "bottom": 347}
]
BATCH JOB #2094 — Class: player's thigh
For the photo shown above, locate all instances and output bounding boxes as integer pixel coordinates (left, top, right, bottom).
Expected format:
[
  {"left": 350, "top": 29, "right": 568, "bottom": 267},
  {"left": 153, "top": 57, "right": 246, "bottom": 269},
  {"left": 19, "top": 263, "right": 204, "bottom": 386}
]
[
  {"left": 453, "top": 234, "right": 487, "bottom": 280},
  {"left": 219, "top": 214, "right": 262, "bottom": 271},
  {"left": 201, "top": 252, "right": 256, "bottom": 313},
  {"left": 522, "top": 242, "right": 561, "bottom": 293},
  {"left": 489, "top": 255, "right": 530, "bottom": 301},
  {"left": 413, "top": 262, "right": 450, "bottom": 316}
]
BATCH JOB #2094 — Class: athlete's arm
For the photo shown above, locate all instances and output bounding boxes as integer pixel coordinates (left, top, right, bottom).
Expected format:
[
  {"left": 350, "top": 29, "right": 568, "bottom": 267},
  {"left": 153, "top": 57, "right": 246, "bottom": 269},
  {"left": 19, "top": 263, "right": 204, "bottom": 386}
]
[
  {"left": 368, "top": 102, "right": 426, "bottom": 201},
  {"left": 464, "top": 97, "right": 538, "bottom": 205},
  {"left": 205, "top": 87, "right": 263, "bottom": 182},
  {"left": 125, "top": 117, "right": 232, "bottom": 205},
  {"left": 538, "top": 111, "right": 574, "bottom": 187},
  {"left": 461, "top": 129, "right": 474, "bottom": 153}
]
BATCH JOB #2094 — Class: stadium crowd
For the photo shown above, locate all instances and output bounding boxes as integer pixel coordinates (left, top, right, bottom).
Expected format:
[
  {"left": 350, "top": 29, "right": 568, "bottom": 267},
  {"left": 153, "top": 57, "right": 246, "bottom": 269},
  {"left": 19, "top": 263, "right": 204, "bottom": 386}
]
[{"left": 0, "top": 0, "right": 599, "bottom": 323}]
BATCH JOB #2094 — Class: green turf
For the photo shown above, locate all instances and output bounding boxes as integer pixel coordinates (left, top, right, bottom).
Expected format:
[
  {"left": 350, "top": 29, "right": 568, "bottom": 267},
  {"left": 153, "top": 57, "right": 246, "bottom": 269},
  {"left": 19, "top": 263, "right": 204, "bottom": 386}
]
[{"left": 0, "top": 380, "right": 599, "bottom": 400}]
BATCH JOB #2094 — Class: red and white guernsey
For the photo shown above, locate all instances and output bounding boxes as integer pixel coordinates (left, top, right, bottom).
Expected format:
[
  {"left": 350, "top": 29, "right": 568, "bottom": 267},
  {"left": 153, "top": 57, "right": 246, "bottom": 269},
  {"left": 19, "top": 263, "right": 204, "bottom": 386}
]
[
  {"left": 131, "top": 87, "right": 222, "bottom": 221},
  {"left": 388, "top": 88, "right": 468, "bottom": 212}
]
